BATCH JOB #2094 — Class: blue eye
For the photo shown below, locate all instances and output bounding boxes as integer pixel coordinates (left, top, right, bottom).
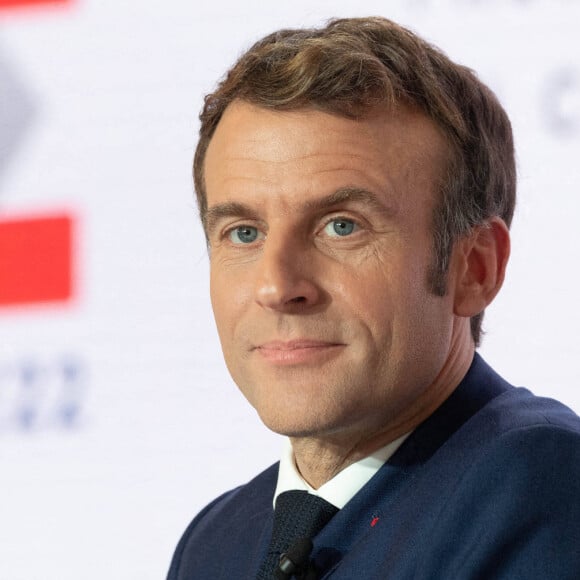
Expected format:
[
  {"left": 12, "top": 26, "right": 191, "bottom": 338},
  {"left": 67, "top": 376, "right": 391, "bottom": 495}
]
[
  {"left": 324, "top": 218, "right": 357, "bottom": 237},
  {"left": 229, "top": 225, "right": 261, "bottom": 244}
]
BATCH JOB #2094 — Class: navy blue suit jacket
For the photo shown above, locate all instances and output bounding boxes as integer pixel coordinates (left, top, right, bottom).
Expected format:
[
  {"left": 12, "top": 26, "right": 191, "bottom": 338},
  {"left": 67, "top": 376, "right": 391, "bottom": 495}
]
[{"left": 168, "top": 355, "right": 580, "bottom": 579}]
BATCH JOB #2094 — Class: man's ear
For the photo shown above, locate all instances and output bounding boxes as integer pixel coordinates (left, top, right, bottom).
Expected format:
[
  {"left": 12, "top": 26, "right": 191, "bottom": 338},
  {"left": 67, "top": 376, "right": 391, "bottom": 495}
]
[{"left": 452, "top": 217, "right": 511, "bottom": 317}]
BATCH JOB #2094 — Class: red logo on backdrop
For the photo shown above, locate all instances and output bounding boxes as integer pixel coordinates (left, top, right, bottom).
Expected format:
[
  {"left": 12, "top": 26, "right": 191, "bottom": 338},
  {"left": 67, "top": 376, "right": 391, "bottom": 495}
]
[
  {"left": 0, "top": 0, "right": 70, "bottom": 7},
  {"left": 0, "top": 0, "right": 76, "bottom": 310},
  {"left": 0, "top": 213, "right": 75, "bottom": 307}
]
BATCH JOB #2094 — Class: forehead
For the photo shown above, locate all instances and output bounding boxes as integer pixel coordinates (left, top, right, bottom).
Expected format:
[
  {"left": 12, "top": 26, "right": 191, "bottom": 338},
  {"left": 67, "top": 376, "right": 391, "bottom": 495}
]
[{"left": 203, "top": 101, "right": 449, "bottom": 214}]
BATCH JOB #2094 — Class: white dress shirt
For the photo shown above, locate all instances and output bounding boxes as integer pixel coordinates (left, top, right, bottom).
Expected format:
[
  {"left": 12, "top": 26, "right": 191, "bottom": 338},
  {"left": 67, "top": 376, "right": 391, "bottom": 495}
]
[{"left": 274, "top": 432, "right": 411, "bottom": 509}]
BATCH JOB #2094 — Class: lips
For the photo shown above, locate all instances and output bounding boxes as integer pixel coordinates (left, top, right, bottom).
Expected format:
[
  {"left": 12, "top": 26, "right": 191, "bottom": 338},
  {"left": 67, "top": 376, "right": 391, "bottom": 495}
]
[
  {"left": 254, "top": 340, "right": 345, "bottom": 365},
  {"left": 257, "top": 340, "right": 341, "bottom": 350}
]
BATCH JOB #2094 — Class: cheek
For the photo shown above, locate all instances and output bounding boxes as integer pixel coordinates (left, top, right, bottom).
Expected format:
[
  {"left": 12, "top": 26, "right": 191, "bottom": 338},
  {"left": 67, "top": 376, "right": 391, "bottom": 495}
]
[
  {"left": 210, "top": 270, "right": 233, "bottom": 340},
  {"left": 210, "top": 263, "right": 256, "bottom": 351},
  {"left": 335, "top": 249, "right": 407, "bottom": 315},
  {"left": 352, "top": 255, "right": 433, "bottom": 345},
  {"left": 211, "top": 255, "right": 256, "bottom": 301}
]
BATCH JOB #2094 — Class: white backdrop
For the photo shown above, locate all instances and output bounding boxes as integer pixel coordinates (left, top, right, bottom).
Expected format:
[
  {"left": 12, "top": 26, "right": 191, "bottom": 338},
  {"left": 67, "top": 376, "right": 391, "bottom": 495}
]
[{"left": 0, "top": 1, "right": 579, "bottom": 579}]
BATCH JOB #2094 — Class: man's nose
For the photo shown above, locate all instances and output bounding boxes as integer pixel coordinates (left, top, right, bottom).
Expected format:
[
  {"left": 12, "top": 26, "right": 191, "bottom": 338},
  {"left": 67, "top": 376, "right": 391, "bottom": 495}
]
[{"left": 254, "top": 235, "right": 322, "bottom": 311}]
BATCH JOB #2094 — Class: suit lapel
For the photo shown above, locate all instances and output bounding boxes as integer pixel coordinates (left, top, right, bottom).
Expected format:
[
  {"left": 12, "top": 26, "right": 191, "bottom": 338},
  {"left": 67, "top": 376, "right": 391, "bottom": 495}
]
[{"left": 310, "top": 354, "right": 510, "bottom": 577}]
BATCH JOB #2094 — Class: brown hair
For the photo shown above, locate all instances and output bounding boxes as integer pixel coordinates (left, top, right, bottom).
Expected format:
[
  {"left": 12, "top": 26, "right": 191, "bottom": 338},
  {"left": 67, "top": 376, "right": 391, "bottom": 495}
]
[{"left": 193, "top": 17, "right": 516, "bottom": 346}]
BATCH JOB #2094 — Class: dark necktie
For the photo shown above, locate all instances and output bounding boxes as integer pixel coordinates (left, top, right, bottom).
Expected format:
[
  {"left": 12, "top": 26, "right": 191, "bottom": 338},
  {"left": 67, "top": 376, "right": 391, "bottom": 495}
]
[{"left": 256, "top": 490, "right": 339, "bottom": 579}]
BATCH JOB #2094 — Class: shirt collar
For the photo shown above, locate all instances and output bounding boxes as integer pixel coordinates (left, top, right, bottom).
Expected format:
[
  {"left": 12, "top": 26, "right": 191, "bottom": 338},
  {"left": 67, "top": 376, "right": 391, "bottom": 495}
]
[{"left": 274, "top": 432, "right": 411, "bottom": 509}]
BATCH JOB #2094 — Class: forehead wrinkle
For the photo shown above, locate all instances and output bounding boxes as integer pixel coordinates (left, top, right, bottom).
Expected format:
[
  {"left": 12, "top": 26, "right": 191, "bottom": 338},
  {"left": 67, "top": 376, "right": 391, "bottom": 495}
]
[{"left": 302, "top": 186, "right": 399, "bottom": 218}]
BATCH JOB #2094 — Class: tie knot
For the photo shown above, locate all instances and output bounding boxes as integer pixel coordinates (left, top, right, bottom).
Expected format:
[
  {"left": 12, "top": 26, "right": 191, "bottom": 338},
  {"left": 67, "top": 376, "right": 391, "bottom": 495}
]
[
  {"left": 271, "top": 491, "right": 338, "bottom": 553},
  {"left": 256, "top": 491, "right": 338, "bottom": 579}
]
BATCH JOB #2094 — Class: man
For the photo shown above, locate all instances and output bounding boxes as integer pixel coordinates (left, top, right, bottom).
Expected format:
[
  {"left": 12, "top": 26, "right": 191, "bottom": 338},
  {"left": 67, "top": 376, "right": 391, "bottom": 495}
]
[{"left": 168, "top": 17, "right": 580, "bottom": 579}]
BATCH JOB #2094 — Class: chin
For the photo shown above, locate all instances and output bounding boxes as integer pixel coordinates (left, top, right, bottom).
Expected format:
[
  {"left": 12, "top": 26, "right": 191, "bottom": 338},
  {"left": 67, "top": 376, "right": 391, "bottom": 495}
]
[
  {"left": 255, "top": 401, "right": 356, "bottom": 439},
  {"left": 239, "top": 374, "right": 363, "bottom": 436},
  {"left": 253, "top": 401, "right": 320, "bottom": 435}
]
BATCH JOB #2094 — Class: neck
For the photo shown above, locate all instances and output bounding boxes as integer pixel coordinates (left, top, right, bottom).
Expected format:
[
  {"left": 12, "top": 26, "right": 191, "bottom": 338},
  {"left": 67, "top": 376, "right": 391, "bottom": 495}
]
[{"left": 290, "top": 319, "right": 474, "bottom": 489}]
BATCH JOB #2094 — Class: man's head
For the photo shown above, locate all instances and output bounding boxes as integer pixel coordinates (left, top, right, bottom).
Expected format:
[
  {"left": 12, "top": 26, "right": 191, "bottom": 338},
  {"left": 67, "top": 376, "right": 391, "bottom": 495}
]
[{"left": 194, "top": 17, "right": 516, "bottom": 346}]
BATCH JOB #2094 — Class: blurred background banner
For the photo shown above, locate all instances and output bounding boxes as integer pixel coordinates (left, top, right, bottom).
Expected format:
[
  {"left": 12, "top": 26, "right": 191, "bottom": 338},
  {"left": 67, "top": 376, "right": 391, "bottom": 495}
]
[
  {"left": 0, "top": 1, "right": 69, "bottom": 8},
  {"left": 0, "top": 212, "right": 73, "bottom": 306},
  {"left": 0, "top": 1, "right": 578, "bottom": 578}
]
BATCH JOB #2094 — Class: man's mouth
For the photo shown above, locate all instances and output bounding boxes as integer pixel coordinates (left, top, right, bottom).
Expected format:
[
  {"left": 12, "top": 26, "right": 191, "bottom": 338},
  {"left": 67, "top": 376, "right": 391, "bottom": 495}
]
[{"left": 254, "top": 340, "right": 345, "bottom": 365}]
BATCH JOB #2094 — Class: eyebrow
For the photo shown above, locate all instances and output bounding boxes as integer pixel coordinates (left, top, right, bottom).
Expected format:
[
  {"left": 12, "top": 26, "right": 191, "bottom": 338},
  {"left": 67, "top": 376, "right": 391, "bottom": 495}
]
[
  {"left": 303, "top": 187, "right": 396, "bottom": 216},
  {"left": 204, "top": 202, "right": 261, "bottom": 236},
  {"left": 204, "top": 186, "right": 396, "bottom": 236}
]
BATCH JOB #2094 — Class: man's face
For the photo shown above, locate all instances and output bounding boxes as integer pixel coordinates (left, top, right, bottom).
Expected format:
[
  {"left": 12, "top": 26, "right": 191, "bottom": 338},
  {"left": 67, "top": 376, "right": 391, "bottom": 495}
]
[{"left": 204, "top": 101, "right": 460, "bottom": 442}]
